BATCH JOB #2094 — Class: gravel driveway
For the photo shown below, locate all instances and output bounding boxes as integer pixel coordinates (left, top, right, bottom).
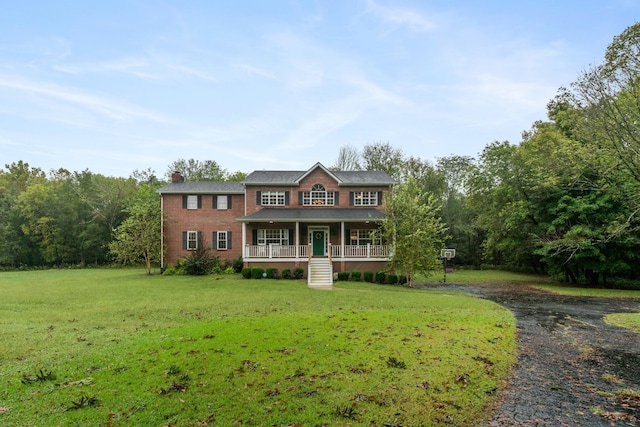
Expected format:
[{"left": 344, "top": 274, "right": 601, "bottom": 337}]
[{"left": 417, "top": 281, "right": 640, "bottom": 426}]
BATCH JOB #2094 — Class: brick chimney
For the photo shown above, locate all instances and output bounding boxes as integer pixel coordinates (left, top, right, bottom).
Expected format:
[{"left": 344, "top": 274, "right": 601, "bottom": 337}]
[{"left": 171, "top": 171, "right": 184, "bottom": 183}]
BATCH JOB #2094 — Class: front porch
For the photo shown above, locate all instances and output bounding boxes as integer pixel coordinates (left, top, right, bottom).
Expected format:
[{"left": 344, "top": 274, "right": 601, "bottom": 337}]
[
  {"left": 243, "top": 243, "right": 390, "bottom": 261},
  {"left": 238, "top": 208, "right": 390, "bottom": 286}
]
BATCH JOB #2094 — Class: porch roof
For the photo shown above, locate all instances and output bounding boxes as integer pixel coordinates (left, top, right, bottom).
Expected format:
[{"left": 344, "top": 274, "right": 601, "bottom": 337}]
[{"left": 238, "top": 208, "right": 385, "bottom": 223}]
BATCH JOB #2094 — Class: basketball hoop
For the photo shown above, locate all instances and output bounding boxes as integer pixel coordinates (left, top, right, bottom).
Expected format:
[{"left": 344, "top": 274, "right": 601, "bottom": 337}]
[
  {"left": 440, "top": 249, "right": 456, "bottom": 283},
  {"left": 440, "top": 248, "right": 456, "bottom": 260}
]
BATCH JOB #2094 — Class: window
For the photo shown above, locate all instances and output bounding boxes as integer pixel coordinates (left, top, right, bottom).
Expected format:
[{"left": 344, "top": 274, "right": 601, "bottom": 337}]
[
  {"left": 352, "top": 191, "right": 379, "bottom": 206},
  {"left": 261, "top": 191, "right": 286, "bottom": 206},
  {"left": 257, "top": 229, "right": 290, "bottom": 245},
  {"left": 212, "top": 231, "right": 232, "bottom": 250},
  {"left": 187, "top": 231, "right": 198, "bottom": 250},
  {"left": 213, "top": 195, "right": 232, "bottom": 209},
  {"left": 302, "top": 184, "right": 335, "bottom": 206},
  {"left": 216, "top": 195, "right": 228, "bottom": 210},
  {"left": 217, "top": 231, "right": 227, "bottom": 249},
  {"left": 185, "top": 195, "right": 199, "bottom": 209},
  {"left": 348, "top": 229, "right": 380, "bottom": 245}
]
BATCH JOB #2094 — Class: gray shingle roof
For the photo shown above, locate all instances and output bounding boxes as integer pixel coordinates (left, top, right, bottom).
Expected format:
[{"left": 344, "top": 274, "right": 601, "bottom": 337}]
[
  {"left": 157, "top": 181, "right": 245, "bottom": 194},
  {"left": 238, "top": 208, "right": 385, "bottom": 222},
  {"left": 332, "top": 170, "right": 396, "bottom": 185},
  {"left": 242, "top": 163, "right": 395, "bottom": 186},
  {"left": 242, "top": 170, "right": 305, "bottom": 185}
]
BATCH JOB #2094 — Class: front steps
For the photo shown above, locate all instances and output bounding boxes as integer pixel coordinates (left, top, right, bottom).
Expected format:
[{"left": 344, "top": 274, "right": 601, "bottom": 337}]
[{"left": 307, "top": 258, "right": 333, "bottom": 289}]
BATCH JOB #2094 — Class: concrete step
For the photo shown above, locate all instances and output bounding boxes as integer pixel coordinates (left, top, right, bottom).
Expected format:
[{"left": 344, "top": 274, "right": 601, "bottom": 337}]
[{"left": 308, "top": 258, "right": 333, "bottom": 288}]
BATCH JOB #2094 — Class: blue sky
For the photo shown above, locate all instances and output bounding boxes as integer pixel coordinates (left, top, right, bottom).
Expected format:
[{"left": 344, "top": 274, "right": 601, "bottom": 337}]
[{"left": 1, "top": 1, "right": 638, "bottom": 178}]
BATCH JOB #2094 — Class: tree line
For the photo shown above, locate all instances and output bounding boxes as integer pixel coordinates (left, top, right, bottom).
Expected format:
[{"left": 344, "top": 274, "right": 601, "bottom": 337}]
[
  {"left": 0, "top": 160, "right": 243, "bottom": 270},
  {"left": 2, "top": 23, "right": 639, "bottom": 287}
]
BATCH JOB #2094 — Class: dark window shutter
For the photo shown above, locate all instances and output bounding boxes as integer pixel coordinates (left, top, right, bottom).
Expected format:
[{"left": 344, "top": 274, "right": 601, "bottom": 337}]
[
  {"left": 182, "top": 195, "right": 187, "bottom": 209},
  {"left": 288, "top": 229, "right": 294, "bottom": 244},
  {"left": 256, "top": 191, "right": 261, "bottom": 205},
  {"left": 334, "top": 191, "right": 339, "bottom": 206},
  {"left": 197, "top": 196, "right": 202, "bottom": 209},
  {"left": 182, "top": 231, "right": 187, "bottom": 249},
  {"left": 212, "top": 232, "right": 217, "bottom": 249},
  {"left": 298, "top": 191, "right": 303, "bottom": 205},
  {"left": 228, "top": 195, "right": 232, "bottom": 209},
  {"left": 346, "top": 229, "right": 351, "bottom": 244},
  {"left": 227, "top": 231, "right": 232, "bottom": 249},
  {"left": 378, "top": 191, "right": 383, "bottom": 205},
  {"left": 285, "top": 191, "right": 290, "bottom": 205},
  {"left": 212, "top": 195, "right": 217, "bottom": 209},
  {"left": 252, "top": 229, "right": 258, "bottom": 245},
  {"left": 349, "top": 192, "right": 354, "bottom": 206},
  {"left": 197, "top": 231, "right": 202, "bottom": 246}
]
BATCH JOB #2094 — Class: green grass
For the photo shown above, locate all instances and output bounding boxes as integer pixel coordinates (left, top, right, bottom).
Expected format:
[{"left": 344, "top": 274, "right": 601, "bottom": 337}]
[
  {"left": 605, "top": 313, "right": 640, "bottom": 333},
  {"left": 533, "top": 284, "right": 640, "bottom": 299},
  {"left": 420, "top": 268, "right": 552, "bottom": 284},
  {"left": 0, "top": 269, "right": 516, "bottom": 426}
]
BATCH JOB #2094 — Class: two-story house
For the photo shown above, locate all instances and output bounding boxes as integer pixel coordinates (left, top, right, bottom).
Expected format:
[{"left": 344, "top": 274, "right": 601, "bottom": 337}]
[{"left": 158, "top": 163, "right": 396, "bottom": 287}]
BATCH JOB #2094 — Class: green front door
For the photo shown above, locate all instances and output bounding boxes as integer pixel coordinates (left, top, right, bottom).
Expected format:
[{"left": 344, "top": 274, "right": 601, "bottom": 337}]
[{"left": 312, "top": 230, "right": 325, "bottom": 256}]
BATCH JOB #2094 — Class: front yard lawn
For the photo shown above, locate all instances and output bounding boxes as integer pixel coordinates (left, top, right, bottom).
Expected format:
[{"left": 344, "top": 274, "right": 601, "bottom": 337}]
[{"left": 0, "top": 269, "right": 516, "bottom": 426}]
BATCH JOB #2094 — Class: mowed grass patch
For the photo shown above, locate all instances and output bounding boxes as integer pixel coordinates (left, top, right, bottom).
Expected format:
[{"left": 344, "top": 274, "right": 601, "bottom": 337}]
[
  {"left": 533, "top": 284, "right": 640, "bottom": 299},
  {"left": 417, "top": 269, "right": 551, "bottom": 285},
  {"left": 605, "top": 313, "right": 640, "bottom": 333},
  {"left": 0, "top": 269, "right": 515, "bottom": 426}
]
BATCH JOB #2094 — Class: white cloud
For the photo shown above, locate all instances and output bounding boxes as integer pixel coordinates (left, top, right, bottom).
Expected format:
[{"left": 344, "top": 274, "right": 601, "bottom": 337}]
[
  {"left": 0, "top": 75, "right": 171, "bottom": 123},
  {"left": 54, "top": 55, "right": 218, "bottom": 82},
  {"left": 287, "top": 61, "right": 324, "bottom": 89},
  {"left": 364, "top": 0, "right": 435, "bottom": 33},
  {"left": 54, "top": 59, "right": 161, "bottom": 79},
  {"left": 233, "top": 63, "right": 279, "bottom": 80}
]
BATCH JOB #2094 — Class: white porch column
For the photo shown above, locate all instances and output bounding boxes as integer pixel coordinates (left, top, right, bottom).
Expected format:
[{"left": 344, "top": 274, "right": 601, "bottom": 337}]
[
  {"left": 295, "top": 221, "right": 300, "bottom": 259},
  {"left": 340, "top": 221, "right": 345, "bottom": 260},
  {"left": 242, "top": 222, "right": 247, "bottom": 258}
]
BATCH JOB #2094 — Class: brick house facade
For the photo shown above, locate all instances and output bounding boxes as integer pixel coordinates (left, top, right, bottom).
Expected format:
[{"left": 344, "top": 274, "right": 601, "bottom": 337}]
[{"left": 157, "top": 163, "right": 395, "bottom": 286}]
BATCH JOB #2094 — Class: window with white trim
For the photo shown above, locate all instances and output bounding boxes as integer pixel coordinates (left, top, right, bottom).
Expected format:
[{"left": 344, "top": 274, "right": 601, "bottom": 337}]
[
  {"left": 302, "top": 184, "right": 334, "bottom": 206},
  {"left": 217, "top": 231, "right": 227, "bottom": 249},
  {"left": 348, "top": 229, "right": 380, "bottom": 245},
  {"left": 216, "top": 195, "right": 228, "bottom": 210},
  {"left": 187, "top": 231, "right": 198, "bottom": 250},
  {"left": 186, "top": 195, "right": 198, "bottom": 209},
  {"left": 257, "top": 229, "right": 290, "bottom": 245},
  {"left": 261, "top": 191, "right": 286, "bottom": 206},
  {"left": 353, "top": 191, "right": 379, "bottom": 206}
]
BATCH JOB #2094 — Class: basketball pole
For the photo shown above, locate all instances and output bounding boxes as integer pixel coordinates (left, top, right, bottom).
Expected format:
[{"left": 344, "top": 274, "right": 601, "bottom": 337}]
[{"left": 443, "top": 256, "right": 447, "bottom": 283}]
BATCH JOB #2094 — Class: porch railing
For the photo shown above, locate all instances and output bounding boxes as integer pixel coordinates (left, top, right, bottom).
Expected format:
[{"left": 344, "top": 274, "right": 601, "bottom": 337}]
[
  {"left": 244, "top": 244, "right": 389, "bottom": 259},
  {"left": 244, "top": 244, "right": 306, "bottom": 258},
  {"left": 332, "top": 244, "right": 390, "bottom": 258}
]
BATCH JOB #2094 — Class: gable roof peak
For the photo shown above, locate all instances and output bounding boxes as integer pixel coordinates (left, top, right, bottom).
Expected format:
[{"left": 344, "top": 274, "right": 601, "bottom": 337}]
[{"left": 295, "top": 162, "right": 341, "bottom": 184}]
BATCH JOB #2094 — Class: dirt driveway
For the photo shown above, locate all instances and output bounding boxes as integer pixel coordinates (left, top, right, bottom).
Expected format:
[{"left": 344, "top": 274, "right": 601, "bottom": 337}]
[{"left": 417, "top": 281, "right": 640, "bottom": 426}]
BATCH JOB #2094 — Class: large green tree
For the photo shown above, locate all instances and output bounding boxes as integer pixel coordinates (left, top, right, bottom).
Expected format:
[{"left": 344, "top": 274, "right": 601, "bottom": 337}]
[
  {"left": 466, "top": 140, "right": 542, "bottom": 270},
  {"left": 109, "top": 184, "right": 162, "bottom": 275},
  {"left": 436, "top": 155, "right": 477, "bottom": 266},
  {"left": 166, "top": 158, "right": 227, "bottom": 181},
  {"left": 0, "top": 162, "right": 47, "bottom": 266},
  {"left": 379, "top": 177, "right": 447, "bottom": 287}
]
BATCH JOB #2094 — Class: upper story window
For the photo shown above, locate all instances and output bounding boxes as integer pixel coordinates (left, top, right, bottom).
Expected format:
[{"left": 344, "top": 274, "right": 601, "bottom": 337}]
[
  {"left": 183, "top": 195, "right": 202, "bottom": 209},
  {"left": 186, "top": 195, "right": 199, "bottom": 209},
  {"left": 352, "top": 191, "right": 379, "bottom": 206},
  {"left": 213, "top": 195, "right": 232, "bottom": 210},
  {"left": 261, "top": 191, "right": 286, "bottom": 206},
  {"left": 216, "top": 195, "right": 228, "bottom": 210},
  {"left": 302, "top": 184, "right": 335, "bottom": 206}
]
